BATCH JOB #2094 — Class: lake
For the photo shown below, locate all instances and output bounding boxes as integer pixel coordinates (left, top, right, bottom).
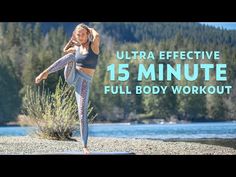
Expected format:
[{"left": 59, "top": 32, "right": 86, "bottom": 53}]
[{"left": 0, "top": 122, "right": 236, "bottom": 139}]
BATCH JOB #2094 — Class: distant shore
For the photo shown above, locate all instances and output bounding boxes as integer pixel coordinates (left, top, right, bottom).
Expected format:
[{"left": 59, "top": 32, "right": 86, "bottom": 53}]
[
  {"left": 2, "top": 118, "right": 236, "bottom": 127},
  {"left": 0, "top": 136, "right": 236, "bottom": 155},
  {"left": 1, "top": 114, "right": 236, "bottom": 127}
]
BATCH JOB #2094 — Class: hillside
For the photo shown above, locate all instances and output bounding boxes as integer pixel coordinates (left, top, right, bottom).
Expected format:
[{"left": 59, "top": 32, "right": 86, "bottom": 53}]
[{"left": 36, "top": 22, "right": 236, "bottom": 46}]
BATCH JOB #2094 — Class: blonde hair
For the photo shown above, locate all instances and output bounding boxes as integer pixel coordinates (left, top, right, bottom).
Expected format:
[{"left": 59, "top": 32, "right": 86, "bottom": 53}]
[
  {"left": 74, "top": 23, "right": 90, "bottom": 34},
  {"left": 73, "top": 23, "right": 93, "bottom": 43}
]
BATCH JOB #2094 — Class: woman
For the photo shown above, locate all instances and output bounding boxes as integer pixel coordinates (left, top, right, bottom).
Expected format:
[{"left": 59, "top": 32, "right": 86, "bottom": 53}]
[{"left": 35, "top": 23, "right": 100, "bottom": 154}]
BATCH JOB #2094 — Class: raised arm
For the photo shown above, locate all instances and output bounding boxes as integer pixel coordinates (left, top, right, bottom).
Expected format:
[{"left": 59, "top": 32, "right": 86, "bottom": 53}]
[
  {"left": 89, "top": 28, "right": 100, "bottom": 55},
  {"left": 63, "top": 37, "right": 77, "bottom": 54}
]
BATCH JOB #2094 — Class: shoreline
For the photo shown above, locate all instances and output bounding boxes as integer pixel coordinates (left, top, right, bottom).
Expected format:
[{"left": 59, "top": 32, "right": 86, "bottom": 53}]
[
  {"left": 1, "top": 120, "right": 236, "bottom": 127},
  {"left": 0, "top": 136, "right": 236, "bottom": 155}
]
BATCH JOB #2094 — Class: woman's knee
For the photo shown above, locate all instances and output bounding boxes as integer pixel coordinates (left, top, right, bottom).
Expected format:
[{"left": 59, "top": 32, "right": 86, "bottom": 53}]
[{"left": 64, "top": 53, "right": 76, "bottom": 61}]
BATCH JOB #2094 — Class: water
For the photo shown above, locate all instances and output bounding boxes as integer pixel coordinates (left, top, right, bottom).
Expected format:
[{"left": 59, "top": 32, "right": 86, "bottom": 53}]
[
  {"left": 0, "top": 126, "right": 36, "bottom": 136},
  {"left": 87, "top": 122, "right": 236, "bottom": 139},
  {"left": 0, "top": 122, "right": 236, "bottom": 139}
]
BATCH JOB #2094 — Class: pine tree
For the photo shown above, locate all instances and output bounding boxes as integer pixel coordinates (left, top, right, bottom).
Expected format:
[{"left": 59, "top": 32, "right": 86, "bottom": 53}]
[{"left": 0, "top": 56, "right": 21, "bottom": 123}]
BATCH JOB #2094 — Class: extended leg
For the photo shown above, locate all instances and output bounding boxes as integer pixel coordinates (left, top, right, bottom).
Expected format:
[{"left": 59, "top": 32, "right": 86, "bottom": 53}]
[
  {"left": 75, "top": 77, "right": 91, "bottom": 148},
  {"left": 47, "top": 53, "right": 76, "bottom": 74},
  {"left": 64, "top": 60, "right": 76, "bottom": 85}
]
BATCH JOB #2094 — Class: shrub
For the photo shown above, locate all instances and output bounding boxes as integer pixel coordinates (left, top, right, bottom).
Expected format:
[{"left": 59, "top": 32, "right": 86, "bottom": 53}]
[{"left": 22, "top": 77, "right": 97, "bottom": 140}]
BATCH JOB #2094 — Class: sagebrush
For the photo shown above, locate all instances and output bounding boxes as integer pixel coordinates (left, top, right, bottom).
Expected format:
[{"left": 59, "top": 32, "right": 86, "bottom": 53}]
[{"left": 22, "top": 78, "right": 97, "bottom": 140}]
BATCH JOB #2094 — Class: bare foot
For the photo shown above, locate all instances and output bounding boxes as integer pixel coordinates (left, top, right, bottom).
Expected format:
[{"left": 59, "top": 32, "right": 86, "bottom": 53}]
[
  {"left": 35, "top": 71, "right": 48, "bottom": 84},
  {"left": 83, "top": 147, "right": 90, "bottom": 155}
]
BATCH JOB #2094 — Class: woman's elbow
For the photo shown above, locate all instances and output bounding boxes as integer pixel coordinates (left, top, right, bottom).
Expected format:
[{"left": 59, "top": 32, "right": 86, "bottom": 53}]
[
  {"left": 63, "top": 47, "right": 67, "bottom": 53},
  {"left": 95, "top": 33, "right": 100, "bottom": 38}
]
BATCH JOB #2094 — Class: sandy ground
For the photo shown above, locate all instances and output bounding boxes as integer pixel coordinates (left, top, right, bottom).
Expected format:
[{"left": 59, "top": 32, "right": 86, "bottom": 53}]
[{"left": 0, "top": 136, "right": 236, "bottom": 155}]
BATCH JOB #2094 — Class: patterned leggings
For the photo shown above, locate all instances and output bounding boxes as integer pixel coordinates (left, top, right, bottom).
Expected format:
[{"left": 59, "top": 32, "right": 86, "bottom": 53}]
[{"left": 47, "top": 53, "right": 92, "bottom": 147}]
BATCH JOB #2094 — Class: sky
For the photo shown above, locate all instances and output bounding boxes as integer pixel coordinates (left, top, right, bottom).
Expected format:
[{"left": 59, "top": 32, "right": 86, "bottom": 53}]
[{"left": 200, "top": 22, "right": 236, "bottom": 30}]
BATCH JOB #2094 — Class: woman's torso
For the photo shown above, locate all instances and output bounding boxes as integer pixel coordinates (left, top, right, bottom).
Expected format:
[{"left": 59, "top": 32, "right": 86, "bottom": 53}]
[
  {"left": 74, "top": 42, "right": 98, "bottom": 77},
  {"left": 76, "top": 65, "right": 95, "bottom": 77}
]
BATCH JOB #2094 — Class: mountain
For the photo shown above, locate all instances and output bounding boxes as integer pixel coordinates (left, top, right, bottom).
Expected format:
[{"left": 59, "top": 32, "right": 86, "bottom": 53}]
[{"left": 34, "top": 22, "right": 236, "bottom": 46}]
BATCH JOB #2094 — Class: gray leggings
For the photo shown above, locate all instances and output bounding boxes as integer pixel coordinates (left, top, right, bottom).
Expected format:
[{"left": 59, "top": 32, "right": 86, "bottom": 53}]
[{"left": 47, "top": 53, "right": 92, "bottom": 147}]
